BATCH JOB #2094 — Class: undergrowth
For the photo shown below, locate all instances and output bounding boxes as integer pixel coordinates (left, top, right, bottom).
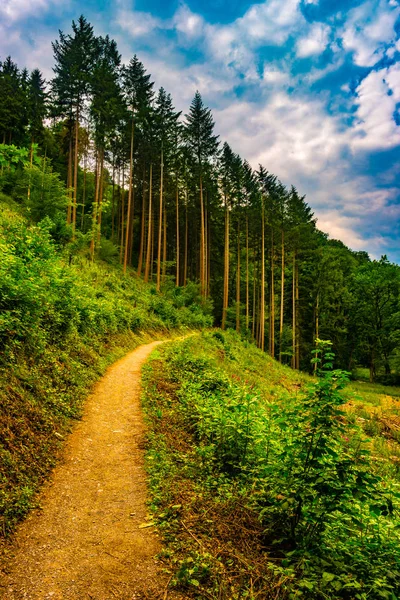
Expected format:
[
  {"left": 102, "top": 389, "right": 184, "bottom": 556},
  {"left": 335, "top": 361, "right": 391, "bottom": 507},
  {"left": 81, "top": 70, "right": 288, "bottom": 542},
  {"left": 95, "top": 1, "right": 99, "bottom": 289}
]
[
  {"left": 0, "top": 200, "right": 212, "bottom": 538},
  {"left": 142, "top": 332, "right": 400, "bottom": 599}
]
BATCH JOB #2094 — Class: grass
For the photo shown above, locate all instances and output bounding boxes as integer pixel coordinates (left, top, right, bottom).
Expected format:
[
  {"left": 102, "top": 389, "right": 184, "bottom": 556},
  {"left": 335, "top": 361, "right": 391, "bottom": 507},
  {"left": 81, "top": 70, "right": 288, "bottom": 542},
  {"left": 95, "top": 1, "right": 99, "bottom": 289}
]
[
  {"left": 0, "top": 198, "right": 211, "bottom": 538},
  {"left": 141, "top": 331, "right": 400, "bottom": 599}
]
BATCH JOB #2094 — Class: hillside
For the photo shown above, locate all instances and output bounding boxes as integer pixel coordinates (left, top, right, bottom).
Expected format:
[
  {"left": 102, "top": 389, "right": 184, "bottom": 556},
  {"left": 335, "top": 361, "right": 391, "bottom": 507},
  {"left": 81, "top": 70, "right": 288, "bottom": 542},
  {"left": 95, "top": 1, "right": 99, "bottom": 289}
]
[
  {"left": 142, "top": 331, "right": 400, "bottom": 599},
  {"left": 0, "top": 197, "right": 211, "bottom": 536}
]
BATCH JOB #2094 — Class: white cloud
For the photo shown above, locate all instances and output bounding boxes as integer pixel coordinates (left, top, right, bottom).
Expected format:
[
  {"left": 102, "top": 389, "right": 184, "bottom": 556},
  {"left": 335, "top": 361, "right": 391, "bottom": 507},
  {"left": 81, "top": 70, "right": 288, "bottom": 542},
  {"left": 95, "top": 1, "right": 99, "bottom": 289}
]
[
  {"left": 296, "top": 23, "right": 331, "bottom": 58},
  {"left": 352, "top": 62, "right": 400, "bottom": 150},
  {"left": 173, "top": 4, "right": 204, "bottom": 39},
  {"left": 0, "top": 0, "right": 67, "bottom": 23},
  {"left": 342, "top": 0, "right": 400, "bottom": 66},
  {"left": 115, "top": 9, "right": 162, "bottom": 37}
]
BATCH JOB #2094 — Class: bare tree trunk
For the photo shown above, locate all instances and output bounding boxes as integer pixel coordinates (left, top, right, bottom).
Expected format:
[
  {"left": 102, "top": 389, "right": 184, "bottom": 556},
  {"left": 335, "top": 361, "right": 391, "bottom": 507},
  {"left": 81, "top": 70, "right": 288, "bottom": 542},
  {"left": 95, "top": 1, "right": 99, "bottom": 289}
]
[
  {"left": 279, "top": 230, "right": 284, "bottom": 363},
  {"left": 252, "top": 252, "right": 257, "bottom": 339},
  {"left": 90, "top": 152, "right": 100, "bottom": 261},
  {"left": 236, "top": 222, "right": 241, "bottom": 332},
  {"left": 67, "top": 135, "right": 73, "bottom": 225},
  {"left": 137, "top": 165, "right": 146, "bottom": 277},
  {"left": 295, "top": 259, "right": 300, "bottom": 369},
  {"left": 80, "top": 153, "right": 87, "bottom": 231},
  {"left": 260, "top": 199, "right": 265, "bottom": 351},
  {"left": 162, "top": 204, "right": 167, "bottom": 283},
  {"left": 144, "top": 164, "right": 153, "bottom": 283},
  {"left": 222, "top": 198, "right": 229, "bottom": 330},
  {"left": 72, "top": 107, "right": 79, "bottom": 235},
  {"left": 119, "top": 169, "right": 125, "bottom": 264},
  {"left": 123, "top": 119, "right": 134, "bottom": 274},
  {"left": 314, "top": 291, "right": 320, "bottom": 373},
  {"left": 97, "top": 148, "right": 104, "bottom": 245},
  {"left": 176, "top": 175, "right": 180, "bottom": 286},
  {"left": 157, "top": 146, "right": 164, "bottom": 291},
  {"left": 292, "top": 253, "right": 295, "bottom": 368},
  {"left": 111, "top": 158, "right": 116, "bottom": 241},
  {"left": 184, "top": 188, "right": 188, "bottom": 287},
  {"left": 246, "top": 216, "right": 249, "bottom": 330},
  {"left": 27, "top": 136, "right": 34, "bottom": 201},
  {"left": 270, "top": 231, "right": 275, "bottom": 358},
  {"left": 199, "top": 174, "right": 206, "bottom": 298}
]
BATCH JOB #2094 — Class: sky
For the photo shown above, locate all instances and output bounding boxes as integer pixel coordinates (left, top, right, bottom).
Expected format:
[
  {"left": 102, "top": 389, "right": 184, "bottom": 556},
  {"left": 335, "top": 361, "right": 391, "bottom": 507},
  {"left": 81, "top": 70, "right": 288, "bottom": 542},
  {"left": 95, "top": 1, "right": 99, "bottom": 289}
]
[{"left": 1, "top": 0, "right": 400, "bottom": 262}]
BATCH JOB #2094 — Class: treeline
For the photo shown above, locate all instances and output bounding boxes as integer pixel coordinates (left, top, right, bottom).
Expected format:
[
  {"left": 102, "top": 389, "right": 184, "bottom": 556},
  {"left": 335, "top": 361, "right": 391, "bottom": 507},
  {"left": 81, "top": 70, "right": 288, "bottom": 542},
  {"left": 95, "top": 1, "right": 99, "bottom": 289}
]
[{"left": 1, "top": 15, "right": 399, "bottom": 378}]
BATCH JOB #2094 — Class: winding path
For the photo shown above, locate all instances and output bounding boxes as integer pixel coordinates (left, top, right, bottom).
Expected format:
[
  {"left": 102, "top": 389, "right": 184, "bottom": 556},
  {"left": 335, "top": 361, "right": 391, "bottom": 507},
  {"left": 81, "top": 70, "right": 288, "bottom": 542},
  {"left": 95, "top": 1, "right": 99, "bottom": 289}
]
[{"left": 0, "top": 341, "right": 179, "bottom": 600}]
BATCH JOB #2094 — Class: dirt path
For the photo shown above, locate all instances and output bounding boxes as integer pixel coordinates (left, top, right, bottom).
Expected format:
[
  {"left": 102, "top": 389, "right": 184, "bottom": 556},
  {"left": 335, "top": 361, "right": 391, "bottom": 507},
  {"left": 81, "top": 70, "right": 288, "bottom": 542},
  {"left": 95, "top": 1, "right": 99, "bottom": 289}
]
[{"left": 0, "top": 341, "right": 180, "bottom": 600}]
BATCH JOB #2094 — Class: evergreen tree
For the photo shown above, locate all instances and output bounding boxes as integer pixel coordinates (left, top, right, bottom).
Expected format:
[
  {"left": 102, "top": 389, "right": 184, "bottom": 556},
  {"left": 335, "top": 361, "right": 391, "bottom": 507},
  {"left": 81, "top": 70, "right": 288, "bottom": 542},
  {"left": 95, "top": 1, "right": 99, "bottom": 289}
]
[{"left": 184, "top": 91, "right": 219, "bottom": 297}]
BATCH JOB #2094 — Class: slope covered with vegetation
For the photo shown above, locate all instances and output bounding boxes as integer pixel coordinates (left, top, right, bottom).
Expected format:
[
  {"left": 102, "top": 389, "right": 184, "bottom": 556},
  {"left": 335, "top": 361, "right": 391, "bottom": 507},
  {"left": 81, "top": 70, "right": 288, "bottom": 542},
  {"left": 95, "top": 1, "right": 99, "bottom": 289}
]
[
  {"left": 142, "top": 332, "right": 400, "bottom": 599},
  {"left": 0, "top": 197, "right": 211, "bottom": 536},
  {"left": 1, "top": 14, "right": 400, "bottom": 379}
]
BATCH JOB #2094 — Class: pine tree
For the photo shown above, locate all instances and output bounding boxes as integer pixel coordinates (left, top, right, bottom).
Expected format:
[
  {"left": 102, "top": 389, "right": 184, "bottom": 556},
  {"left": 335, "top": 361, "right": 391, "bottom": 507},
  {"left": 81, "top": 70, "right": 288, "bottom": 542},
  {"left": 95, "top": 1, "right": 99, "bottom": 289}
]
[
  {"left": 52, "top": 15, "right": 96, "bottom": 231},
  {"left": 154, "top": 88, "right": 181, "bottom": 290},
  {"left": 184, "top": 91, "right": 219, "bottom": 298},
  {"left": 122, "top": 55, "right": 154, "bottom": 274}
]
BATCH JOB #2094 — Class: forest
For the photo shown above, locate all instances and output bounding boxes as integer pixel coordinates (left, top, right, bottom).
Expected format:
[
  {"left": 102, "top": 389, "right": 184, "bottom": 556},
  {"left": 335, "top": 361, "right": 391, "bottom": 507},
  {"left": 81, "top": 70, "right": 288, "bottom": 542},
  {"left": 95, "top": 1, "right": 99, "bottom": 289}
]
[
  {"left": 1, "top": 15, "right": 399, "bottom": 380},
  {"left": 2, "top": 13, "right": 400, "bottom": 600}
]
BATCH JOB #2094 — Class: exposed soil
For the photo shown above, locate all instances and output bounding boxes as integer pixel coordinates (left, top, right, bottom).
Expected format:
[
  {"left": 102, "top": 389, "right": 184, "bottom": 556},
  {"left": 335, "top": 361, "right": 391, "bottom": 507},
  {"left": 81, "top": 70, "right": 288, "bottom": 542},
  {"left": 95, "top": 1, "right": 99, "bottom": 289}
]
[{"left": 0, "top": 341, "right": 183, "bottom": 600}]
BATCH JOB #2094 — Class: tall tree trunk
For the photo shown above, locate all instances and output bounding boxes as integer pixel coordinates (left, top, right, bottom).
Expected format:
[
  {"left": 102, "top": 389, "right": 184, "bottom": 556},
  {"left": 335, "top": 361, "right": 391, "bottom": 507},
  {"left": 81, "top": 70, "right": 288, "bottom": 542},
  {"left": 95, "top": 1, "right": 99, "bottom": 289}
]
[
  {"left": 222, "top": 198, "right": 229, "bottom": 330},
  {"left": 162, "top": 204, "right": 167, "bottom": 283},
  {"left": 295, "top": 259, "right": 300, "bottom": 369},
  {"left": 236, "top": 222, "right": 241, "bottom": 332},
  {"left": 67, "top": 135, "right": 73, "bottom": 225},
  {"left": 292, "top": 252, "right": 296, "bottom": 368},
  {"left": 27, "top": 136, "right": 34, "bottom": 201},
  {"left": 97, "top": 148, "right": 104, "bottom": 245},
  {"left": 111, "top": 157, "right": 116, "bottom": 241},
  {"left": 260, "top": 199, "right": 265, "bottom": 352},
  {"left": 314, "top": 290, "right": 319, "bottom": 373},
  {"left": 176, "top": 175, "right": 180, "bottom": 286},
  {"left": 270, "top": 231, "right": 275, "bottom": 358},
  {"left": 144, "top": 164, "right": 153, "bottom": 283},
  {"left": 199, "top": 173, "right": 206, "bottom": 298},
  {"left": 137, "top": 165, "right": 146, "bottom": 277},
  {"left": 90, "top": 153, "right": 100, "bottom": 261},
  {"left": 119, "top": 169, "right": 125, "bottom": 264},
  {"left": 80, "top": 153, "right": 87, "bottom": 231},
  {"left": 184, "top": 187, "right": 188, "bottom": 287},
  {"left": 252, "top": 252, "right": 257, "bottom": 339},
  {"left": 246, "top": 216, "right": 249, "bottom": 331},
  {"left": 72, "top": 107, "right": 79, "bottom": 234},
  {"left": 123, "top": 119, "right": 134, "bottom": 274},
  {"left": 279, "top": 230, "right": 285, "bottom": 363},
  {"left": 157, "top": 146, "right": 164, "bottom": 291}
]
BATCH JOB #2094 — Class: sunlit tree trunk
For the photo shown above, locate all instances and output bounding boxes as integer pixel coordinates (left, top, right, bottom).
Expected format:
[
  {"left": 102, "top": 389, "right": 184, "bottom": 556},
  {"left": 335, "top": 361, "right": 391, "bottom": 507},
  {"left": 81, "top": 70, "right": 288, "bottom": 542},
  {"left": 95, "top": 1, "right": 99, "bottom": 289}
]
[
  {"left": 279, "top": 230, "right": 285, "bottom": 363},
  {"left": 72, "top": 107, "right": 79, "bottom": 234},
  {"left": 176, "top": 175, "right": 180, "bottom": 286},
  {"left": 123, "top": 119, "right": 134, "bottom": 274},
  {"left": 157, "top": 146, "right": 163, "bottom": 291},
  {"left": 292, "top": 251, "right": 296, "bottom": 368},
  {"left": 67, "top": 136, "right": 73, "bottom": 225},
  {"left": 119, "top": 169, "right": 125, "bottom": 264},
  {"left": 270, "top": 230, "right": 275, "bottom": 358},
  {"left": 246, "top": 216, "right": 249, "bottom": 331},
  {"left": 90, "top": 153, "right": 100, "bottom": 261},
  {"left": 162, "top": 204, "right": 167, "bottom": 283},
  {"left": 260, "top": 198, "right": 265, "bottom": 351},
  {"left": 137, "top": 165, "right": 146, "bottom": 277},
  {"left": 144, "top": 163, "right": 153, "bottom": 283},
  {"left": 222, "top": 196, "right": 229, "bottom": 330},
  {"left": 236, "top": 222, "right": 241, "bottom": 332},
  {"left": 184, "top": 187, "right": 188, "bottom": 287}
]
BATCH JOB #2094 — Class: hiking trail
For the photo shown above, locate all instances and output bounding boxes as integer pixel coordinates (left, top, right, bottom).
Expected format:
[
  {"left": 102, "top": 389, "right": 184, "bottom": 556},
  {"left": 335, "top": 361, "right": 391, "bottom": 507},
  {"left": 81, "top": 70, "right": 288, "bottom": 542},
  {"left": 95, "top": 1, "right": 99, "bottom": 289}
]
[{"left": 0, "top": 341, "right": 183, "bottom": 600}]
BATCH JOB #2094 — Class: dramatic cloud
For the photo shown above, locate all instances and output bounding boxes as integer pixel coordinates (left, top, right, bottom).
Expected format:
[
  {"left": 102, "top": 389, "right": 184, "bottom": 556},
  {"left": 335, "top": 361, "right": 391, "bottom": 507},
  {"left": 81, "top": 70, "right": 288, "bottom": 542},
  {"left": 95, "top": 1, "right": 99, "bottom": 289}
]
[{"left": 2, "top": 0, "right": 400, "bottom": 261}]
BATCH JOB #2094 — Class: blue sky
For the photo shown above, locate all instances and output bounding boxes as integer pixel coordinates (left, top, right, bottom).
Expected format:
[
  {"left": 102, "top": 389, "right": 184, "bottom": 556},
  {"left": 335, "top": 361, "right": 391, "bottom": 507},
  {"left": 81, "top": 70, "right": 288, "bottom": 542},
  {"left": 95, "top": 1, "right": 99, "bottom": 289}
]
[{"left": 1, "top": 0, "right": 400, "bottom": 261}]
